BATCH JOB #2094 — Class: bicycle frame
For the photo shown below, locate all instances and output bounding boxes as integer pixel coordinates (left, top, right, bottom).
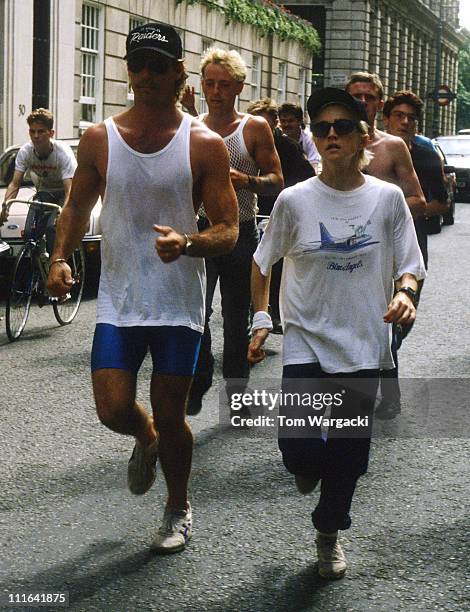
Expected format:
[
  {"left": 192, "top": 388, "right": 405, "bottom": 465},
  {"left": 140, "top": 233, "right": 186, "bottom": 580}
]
[
  {"left": 5, "top": 197, "right": 62, "bottom": 239},
  {"left": 4, "top": 196, "right": 86, "bottom": 341},
  {"left": 6, "top": 197, "right": 62, "bottom": 291}
]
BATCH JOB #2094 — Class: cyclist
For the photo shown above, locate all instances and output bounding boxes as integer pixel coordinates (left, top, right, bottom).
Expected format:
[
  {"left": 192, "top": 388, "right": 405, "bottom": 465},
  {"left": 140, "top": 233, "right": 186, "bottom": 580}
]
[{"left": 0, "top": 108, "right": 77, "bottom": 252}]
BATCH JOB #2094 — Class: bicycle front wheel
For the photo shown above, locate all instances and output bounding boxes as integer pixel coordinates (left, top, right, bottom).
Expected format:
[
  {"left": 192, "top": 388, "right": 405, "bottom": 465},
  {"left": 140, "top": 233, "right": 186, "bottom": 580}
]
[
  {"left": 53, "top": 246, "right": 85, "bottom": 325},
  {"left": 6, "top": 245, "right": 35, "bottom": 341}
]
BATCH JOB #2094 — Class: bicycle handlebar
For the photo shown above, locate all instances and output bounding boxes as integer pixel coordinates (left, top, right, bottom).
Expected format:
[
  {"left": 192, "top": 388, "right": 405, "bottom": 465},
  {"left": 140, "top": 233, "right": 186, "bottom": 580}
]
[{"left": 5, "top": 198, "right": 62, "bottom": 212}]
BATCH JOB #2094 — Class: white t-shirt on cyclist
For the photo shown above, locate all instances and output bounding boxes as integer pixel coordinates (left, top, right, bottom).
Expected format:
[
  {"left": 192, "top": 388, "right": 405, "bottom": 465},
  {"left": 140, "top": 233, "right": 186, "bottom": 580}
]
[{"left": 15, "top": 139, "right": 77, "bottom": 193}]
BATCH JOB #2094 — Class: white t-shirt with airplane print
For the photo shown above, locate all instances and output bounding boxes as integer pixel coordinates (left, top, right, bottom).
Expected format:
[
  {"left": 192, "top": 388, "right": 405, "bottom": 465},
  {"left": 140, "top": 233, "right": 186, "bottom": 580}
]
[{"left": 254, "top": 175, "right": 426, "bottom": 373}]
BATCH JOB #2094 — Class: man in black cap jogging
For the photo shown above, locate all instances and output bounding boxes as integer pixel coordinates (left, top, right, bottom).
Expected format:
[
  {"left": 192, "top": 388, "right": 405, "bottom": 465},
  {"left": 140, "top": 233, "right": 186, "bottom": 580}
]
[{"left": 48, "top": 22, "right": 238, "bottom": 553}]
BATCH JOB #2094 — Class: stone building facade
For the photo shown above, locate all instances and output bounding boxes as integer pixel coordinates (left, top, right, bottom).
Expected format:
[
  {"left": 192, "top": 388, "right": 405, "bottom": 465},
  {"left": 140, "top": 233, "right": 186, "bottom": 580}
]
[
  {"left": 283, "top": 0, "right": 467, "bottom": 135},
  {"left": 0, "top": 0, "right": 314, "bottom": 151},
  {"left": 1, "top": 0, "right": 466, "bottom": 152}
]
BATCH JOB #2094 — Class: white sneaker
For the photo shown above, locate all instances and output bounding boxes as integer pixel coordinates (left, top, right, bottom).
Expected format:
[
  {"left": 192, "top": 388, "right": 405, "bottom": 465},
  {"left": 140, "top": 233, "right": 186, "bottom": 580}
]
[
  {"left": 151, "top": 503, "right": 192, "bottom": 554},
  {"left": 127, "top": 438, "right": 158, "bottom": 495},
  {"left": 316, "top": 532, "right": 347, "bottom": 579}
]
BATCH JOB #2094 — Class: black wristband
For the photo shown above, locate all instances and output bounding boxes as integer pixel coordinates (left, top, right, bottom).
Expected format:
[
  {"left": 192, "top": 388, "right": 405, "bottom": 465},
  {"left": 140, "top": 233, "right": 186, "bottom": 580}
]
[{"left": 397, "top": 286, "right": 417, "bottom": 304}]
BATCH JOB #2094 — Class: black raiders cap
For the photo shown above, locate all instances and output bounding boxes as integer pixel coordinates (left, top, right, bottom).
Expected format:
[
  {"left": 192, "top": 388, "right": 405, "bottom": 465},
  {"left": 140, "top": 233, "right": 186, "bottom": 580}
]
[{"left": 124, "top": 22, "right": 183, "bottom": 60}]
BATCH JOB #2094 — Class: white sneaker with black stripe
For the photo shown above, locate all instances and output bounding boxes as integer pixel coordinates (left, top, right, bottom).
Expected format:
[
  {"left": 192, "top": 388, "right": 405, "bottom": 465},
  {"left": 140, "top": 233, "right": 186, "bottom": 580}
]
[{"left": 151, "top": 503, "right": 192, "bottom": 554}]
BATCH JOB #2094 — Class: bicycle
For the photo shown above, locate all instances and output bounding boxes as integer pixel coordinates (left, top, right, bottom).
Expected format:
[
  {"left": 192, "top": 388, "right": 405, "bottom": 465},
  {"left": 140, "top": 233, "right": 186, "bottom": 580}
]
[{"left": 4, "top": 195, "right": 85, "bottom": 341}]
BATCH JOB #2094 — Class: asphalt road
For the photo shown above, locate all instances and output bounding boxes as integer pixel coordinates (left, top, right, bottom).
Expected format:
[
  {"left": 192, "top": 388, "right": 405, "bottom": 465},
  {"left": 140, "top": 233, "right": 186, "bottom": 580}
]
[{"left": 1, "top": 204, "right": 469, "bottom": 612}]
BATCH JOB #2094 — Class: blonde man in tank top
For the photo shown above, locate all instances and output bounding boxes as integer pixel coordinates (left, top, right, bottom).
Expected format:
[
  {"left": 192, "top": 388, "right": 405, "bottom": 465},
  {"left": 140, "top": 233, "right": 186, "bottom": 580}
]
[
  {"left": 187, "top": 48, "right": 284, "bottom": 415},
  {"left": 47, "top": 23, "right": 238, "bottom": 554}
]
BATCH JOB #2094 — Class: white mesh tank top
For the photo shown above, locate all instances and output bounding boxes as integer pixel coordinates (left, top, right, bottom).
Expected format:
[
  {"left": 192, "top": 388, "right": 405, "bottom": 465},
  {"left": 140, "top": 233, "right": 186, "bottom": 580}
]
[
  {"left": 96, "top": 114, "right": 205, "bottom": 331},
  {"left": 199, "top": 114, "right": 258, "bottom": 222}
]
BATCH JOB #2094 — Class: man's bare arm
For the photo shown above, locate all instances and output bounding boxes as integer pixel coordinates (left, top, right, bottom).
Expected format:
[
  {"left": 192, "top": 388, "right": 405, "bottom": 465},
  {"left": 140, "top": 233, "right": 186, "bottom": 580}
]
[
  {"left": 47, "top": 126, "right": 103, "bottom": 295},
  {"left": 425, "top": 198, "right": 450, "bottom": 217},
  {"left": 154, "top": 128, "right": 238, "bottom": 263},
  {"left": 198, "top": 135, "right": 239, "bottom": 254},
  {"left": 231, "top": 117, "right": 284, "bottom": 196},
  {"left": 0, "top": 170, "right": 25, "bottom": 223},
  {"left": 393, "top": 140, "right": 426, "bottom": 217},
  {"left": 62, "top": 178, "right": 73, "bottom": 201}
]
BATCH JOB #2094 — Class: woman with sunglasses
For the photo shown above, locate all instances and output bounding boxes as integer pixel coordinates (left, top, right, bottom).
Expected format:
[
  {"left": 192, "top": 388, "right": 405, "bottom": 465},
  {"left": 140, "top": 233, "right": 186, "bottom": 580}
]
[{"left": 248, "top": 88, "right": 425, "bottom": 579}]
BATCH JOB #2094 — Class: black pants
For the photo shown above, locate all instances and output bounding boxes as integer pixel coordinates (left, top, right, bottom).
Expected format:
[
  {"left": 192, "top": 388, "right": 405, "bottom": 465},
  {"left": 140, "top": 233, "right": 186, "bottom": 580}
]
[
  {"left": 24, "top": 191, "right": 62, "bottom": 254},
  {"left": 192, "top": 218, "right": 259, "bottom": 393},
  {"left": 279, "top": 362, "right": 379, "bottom": 533},
  {"left": 380, "top": 279, "right": 425, "bottom": 402}
]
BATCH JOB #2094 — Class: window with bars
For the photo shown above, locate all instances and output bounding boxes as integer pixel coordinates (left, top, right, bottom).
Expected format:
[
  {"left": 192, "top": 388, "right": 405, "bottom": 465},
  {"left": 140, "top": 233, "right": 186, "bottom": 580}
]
[
  {"left": 80, "top": 4, "right": 101, "bottom": 125},
  {"left": 277, "top": 62, "right": 287, "bottom": 104},
  {"left": 129, "top": 16, "right": 144, "bottom": 33},
  {"left": 298, "top": 67, "right": 308, "bottom": 112},
  {"left": 200, "top": 39, "right": 214, "bottom": 114},
  {"left": 251, "top": 54, "right": 262, "bottom": 101}
]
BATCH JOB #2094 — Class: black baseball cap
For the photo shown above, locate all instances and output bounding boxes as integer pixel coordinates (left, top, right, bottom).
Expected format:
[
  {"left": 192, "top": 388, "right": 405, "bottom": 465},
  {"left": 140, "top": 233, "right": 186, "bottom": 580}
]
[
  {"left": 307, "top": 88, "right": 368, "bottom": 124},
  {"left": 124, "top": 22, "right": 183, "bottom": 60}
]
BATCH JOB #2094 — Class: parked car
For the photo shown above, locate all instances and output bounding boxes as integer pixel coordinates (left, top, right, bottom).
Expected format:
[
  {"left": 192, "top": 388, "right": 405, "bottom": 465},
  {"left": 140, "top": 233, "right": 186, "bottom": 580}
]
[
  {"left": 0, "top": 139, "right": 101, "bottom": 287},
  {"left": 433, "top": 140, "right": 457, "bottom": 226},
  {"left": 435, "top": 135, "right": 470, "bottom": 201},
  {"left": 417, "top": 139, "right": 457, "bottom": 235}
]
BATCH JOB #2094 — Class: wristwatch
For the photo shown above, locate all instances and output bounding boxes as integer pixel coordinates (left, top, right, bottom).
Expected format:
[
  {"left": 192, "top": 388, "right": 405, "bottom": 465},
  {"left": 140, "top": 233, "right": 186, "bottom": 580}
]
[
  {"left": 181, "top": 233, "right": 193, "bottom": 256},
  {"left": 397, "top": 286, "right": 417, "bottom": 304}
]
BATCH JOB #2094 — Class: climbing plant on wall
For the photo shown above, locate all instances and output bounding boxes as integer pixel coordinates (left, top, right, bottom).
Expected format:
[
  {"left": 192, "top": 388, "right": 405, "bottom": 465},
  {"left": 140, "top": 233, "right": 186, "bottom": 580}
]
[{"left": 175, "top": 0, "right": 321, "bottom": 53}]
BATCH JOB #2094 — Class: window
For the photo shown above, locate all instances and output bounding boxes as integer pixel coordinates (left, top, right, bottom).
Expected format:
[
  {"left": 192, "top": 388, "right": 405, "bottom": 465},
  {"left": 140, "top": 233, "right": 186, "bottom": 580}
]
[
  {"left": 251, "top": 54, "right": 262, "bottom": 101},
  {"left": 129, "top": 16, "right": 144, "bottom": 33},
  {"left": 200, "top": 38, "right": 214, "bottom": 114},
  {"left": 277, "top": 62, "right": 287, "bottom": 104},
  {"left": 127, "top": 16, "right": 145, "bottom": 104},
  {"left": 298, "top": 67, "right": 308, "bottom": 112},
  {"left": 80, "top": 4, "right": 102, "bottom": 127},
  {"left": 32, "top": 0, "right": 50, "bottom": 110}
]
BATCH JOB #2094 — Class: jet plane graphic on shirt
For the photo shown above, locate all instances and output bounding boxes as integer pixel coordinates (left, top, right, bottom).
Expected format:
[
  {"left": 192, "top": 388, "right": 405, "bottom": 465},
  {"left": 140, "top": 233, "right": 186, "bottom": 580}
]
[{"left": 302, "top": 221, "right": 380, "bottom": 253}]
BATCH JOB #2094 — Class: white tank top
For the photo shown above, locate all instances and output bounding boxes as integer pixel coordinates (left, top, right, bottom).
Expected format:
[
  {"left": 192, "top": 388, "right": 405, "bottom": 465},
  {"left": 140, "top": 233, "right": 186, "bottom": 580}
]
[
  {"left": 96, "top": 114, "right": 205, "bottom": 331},
  {"left": 199, "top": 114, "right": 258, "bottom": 222}
]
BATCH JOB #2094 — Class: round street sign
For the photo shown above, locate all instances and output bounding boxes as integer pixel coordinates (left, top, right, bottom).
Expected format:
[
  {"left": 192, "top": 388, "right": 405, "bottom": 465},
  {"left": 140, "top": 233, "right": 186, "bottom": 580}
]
[{"left": 435, "top": 85, "right": 456, "bottom": 106}]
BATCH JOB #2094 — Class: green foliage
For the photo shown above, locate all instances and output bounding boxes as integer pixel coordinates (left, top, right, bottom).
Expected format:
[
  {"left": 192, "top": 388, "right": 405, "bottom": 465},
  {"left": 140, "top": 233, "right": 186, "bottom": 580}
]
[
  {"left": 175, "top": 0, "right": 321, "bottom": 53},
  {"left": 457, "top": 41, "right": 470, "bottom": 131}
]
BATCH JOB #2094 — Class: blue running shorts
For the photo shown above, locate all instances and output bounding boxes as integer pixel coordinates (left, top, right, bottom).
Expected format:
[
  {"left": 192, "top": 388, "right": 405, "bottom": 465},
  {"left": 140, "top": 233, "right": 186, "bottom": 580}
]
[{"left": 91, "top": 324, "right": 202, "bottom": 376}]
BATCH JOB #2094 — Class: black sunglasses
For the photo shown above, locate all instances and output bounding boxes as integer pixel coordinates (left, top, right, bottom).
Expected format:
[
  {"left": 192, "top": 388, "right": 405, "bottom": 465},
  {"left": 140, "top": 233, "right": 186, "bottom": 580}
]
[
  {"left": 311, "top": 119, "right": 359, "bottom": 138},
  {"left": 127, "top": 54, "right": 172, "bottom": 74}
]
